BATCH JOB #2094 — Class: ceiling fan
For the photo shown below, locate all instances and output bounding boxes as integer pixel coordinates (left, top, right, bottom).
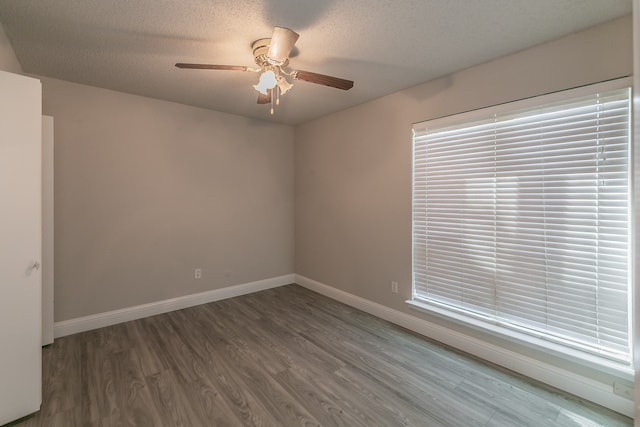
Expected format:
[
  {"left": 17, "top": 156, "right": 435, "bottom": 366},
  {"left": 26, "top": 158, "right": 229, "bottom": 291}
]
[{"left": 175, "top": 27, "right": 354, "bottom": 115}]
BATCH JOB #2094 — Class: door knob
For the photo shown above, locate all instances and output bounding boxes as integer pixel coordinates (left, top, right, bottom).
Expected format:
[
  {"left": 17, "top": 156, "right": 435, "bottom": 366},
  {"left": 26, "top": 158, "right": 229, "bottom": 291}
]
[{"left": 25, "top": 261, "right": 40, "bottom": 276}]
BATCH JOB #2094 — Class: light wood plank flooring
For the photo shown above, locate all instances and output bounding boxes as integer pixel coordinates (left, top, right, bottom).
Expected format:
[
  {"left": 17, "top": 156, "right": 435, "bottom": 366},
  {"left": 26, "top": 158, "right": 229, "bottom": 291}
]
[{"left": 7, "top": 284, "right": 632, "bottom": 426}]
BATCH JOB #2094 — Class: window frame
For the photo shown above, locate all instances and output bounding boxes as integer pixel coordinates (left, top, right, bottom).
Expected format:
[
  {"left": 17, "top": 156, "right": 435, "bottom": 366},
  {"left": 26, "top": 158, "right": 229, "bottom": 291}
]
[{"left": 409, "top": 77, "right": 633, "bottom": 377}]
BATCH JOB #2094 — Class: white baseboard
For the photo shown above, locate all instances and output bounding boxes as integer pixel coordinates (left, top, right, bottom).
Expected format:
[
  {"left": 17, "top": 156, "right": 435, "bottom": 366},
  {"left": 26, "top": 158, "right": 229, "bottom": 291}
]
[
  {"left": 294, "top": 274, "right": 633, "bottom": 418},
  {"left": 54, "top": 274, "right": 295, "bottom": 338}
]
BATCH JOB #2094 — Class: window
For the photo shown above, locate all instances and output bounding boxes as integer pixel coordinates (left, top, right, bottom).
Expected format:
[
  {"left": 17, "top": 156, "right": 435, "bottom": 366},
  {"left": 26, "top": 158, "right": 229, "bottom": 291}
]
[{"left": 411, "top": 80, "right": 631, "bottom": 368}]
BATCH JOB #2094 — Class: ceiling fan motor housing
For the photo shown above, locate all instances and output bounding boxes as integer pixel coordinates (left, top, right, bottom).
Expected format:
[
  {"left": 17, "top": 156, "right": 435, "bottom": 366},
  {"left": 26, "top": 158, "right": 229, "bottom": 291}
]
[{"left": 252, "top": 38, "right": 288, "bottom": 68}]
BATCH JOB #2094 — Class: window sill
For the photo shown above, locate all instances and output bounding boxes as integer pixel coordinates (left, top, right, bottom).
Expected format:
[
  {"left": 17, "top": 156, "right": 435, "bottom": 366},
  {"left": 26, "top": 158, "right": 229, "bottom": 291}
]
[{"left": 406, "top": 298, "right": 634, "bottom": 382}]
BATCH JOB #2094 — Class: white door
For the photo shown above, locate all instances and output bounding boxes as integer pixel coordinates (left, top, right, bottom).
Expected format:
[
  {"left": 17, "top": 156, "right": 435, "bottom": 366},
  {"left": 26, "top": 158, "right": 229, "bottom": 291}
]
[{"left": 0, "top": 71, "right": 42, "bottom": 425}]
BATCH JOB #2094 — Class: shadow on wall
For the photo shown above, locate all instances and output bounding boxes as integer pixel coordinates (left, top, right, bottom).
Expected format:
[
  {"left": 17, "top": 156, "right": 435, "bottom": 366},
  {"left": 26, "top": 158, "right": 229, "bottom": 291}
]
[{"left": 401, "top": 74, "right": 454, "bottom": 104}]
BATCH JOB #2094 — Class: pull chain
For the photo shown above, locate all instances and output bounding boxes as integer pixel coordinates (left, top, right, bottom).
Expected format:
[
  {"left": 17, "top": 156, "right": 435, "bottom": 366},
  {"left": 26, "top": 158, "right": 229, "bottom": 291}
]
[{"left": 270, "top": 88, "right": 274, "bottom": 115}]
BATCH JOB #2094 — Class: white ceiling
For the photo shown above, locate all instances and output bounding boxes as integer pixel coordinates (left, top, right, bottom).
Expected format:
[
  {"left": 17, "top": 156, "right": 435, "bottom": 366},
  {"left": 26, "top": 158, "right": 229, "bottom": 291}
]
[{"left": 0, "top": 0, "right": 632, "bottom": 125}]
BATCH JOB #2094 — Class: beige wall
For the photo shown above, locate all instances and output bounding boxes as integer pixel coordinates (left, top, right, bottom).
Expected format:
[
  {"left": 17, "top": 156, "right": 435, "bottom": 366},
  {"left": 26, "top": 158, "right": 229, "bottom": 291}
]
[
  {"left": 41, "top": 77, "right": 294, "bottom": 321},
  {"left": 0, "top": 22, "right": 22, "bottom": 73},
  {"left": 295, "top": 15, "right": 632, "bottom": 379}
]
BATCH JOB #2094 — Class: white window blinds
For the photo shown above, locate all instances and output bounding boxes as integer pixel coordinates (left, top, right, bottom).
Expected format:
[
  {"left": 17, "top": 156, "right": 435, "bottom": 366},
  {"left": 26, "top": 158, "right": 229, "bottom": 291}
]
[{"left": 412, "top": 83, "right": 631, "bottom": 364}]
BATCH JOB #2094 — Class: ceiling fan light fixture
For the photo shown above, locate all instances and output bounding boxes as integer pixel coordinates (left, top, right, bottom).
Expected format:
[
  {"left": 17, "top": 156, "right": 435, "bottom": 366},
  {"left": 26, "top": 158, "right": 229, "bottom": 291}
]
[
  {"left": 277, "top": 75, "right": 293, "bottom": 95},
  {"left": 253, "top": 70, "right": 277, "bottom": 94}
]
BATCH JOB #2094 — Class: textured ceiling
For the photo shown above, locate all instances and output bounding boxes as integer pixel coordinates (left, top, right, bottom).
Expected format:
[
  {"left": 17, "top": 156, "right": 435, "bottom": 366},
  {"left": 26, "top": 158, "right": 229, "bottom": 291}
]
[{"left": 0, "top": 0, "right": 632, "bottom": 125}]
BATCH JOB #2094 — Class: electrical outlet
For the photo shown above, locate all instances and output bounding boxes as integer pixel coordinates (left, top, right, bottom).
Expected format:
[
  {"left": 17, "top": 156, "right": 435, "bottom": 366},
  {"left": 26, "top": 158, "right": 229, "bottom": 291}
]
[
  {"left": 391, "top": 281, "right": 399, "bottom": 293},
  {"left": 613, "top": 381, "right": 633, "bottom": 400},
  {"left": 194, "top": 268, "right": 202, "bottom": 279}
]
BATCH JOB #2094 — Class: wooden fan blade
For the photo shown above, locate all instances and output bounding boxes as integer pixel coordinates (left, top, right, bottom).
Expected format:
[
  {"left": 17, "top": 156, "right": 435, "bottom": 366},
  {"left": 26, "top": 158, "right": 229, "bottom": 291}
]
[
  {"left": 292, "top": 70, "right": 354, "bottom": 90},
  {"left": 175, "top": 63, "right": 248, "bottom": 71},
  {"left": 267, "top": 27, "right": 299, "bottom": 64},
  {"left": 257, "top": 90, "right": 271, "bottom": 104}
]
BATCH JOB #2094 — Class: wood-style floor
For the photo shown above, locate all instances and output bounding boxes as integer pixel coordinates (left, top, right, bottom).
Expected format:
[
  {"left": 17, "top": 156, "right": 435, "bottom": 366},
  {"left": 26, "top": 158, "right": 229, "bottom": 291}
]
[{"left": 8, "top": 284, "right": 632, "bottom": 427}]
